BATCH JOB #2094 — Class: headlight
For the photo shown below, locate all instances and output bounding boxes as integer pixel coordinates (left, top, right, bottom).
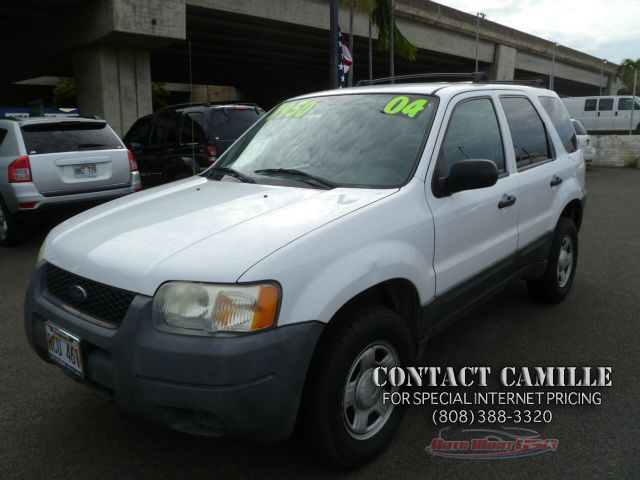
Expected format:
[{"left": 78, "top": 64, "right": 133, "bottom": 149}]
[
  {"left": 37, "top": 239, "right": 46, "bottom": 264},
  {"left": 152, "top": 282, "right": 280, "bottom": 336}
]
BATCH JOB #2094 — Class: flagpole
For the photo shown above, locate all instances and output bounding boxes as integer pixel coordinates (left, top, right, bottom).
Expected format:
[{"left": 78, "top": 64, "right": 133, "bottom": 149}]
[
  {"left": 348, "top": 0, "right": 354, "bottom": 87},
  {"left": 330, "top": 0, "right": 339, "bottom": 89}
]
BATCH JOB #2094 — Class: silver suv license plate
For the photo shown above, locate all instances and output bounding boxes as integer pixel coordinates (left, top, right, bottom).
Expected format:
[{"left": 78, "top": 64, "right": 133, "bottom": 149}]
[
  {"left": 45, "top": 322, "right": 84, "bottom": 378},
  {"left": 74, "top": 164, "right": 97, "bottom": 177}
]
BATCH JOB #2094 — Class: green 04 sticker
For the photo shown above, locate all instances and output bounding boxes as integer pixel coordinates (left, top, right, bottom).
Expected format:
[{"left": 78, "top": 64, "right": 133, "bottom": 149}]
[
  {"left": 382, "top": 96, "right": 429, "bottom": 118},
  {"left": 268, "top": 100, "right": 318, "bottom": 120}
]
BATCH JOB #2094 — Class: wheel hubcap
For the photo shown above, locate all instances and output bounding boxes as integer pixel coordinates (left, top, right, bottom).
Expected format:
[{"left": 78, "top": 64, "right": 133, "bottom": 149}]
[
  {"left": 0, "top": 206, "right": 7, "bottom": 240},
  {"left": 557, "top": 235, "right": 573, "bottom": 288},
  {"left": 342, "top": 342, "right": 399, "bottom": 440}
]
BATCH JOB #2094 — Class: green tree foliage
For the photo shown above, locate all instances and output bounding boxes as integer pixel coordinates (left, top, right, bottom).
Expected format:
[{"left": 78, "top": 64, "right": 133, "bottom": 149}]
[
  {"left": 152, "top": 82, "right": 171, "bottom": 110},
  {"left": 615, "top": 58, "right": 640, "bottom": 95},
  {"left": 52, "top": 77, "right": 76, "bottom": 108},
  {"left": 341, "top": 0, "right": 417, "bottom": 61}
]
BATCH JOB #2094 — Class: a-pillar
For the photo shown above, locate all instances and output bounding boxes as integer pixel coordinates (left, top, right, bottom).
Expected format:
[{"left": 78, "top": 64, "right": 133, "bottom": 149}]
[
  {"left": 488, "top": 45, "right": 516, "bottom": 81},
  {"left": 73, "top": 46, "right": 152, "bottom": 136}
]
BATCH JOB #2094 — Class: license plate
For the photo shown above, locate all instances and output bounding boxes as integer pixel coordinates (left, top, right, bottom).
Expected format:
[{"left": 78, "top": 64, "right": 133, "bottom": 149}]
[
  {"left": 45, "top": 322, "right": 84, "bottom": 378},
  {"left": 74, "top": 164, "right": 97, "bottom": 178}
]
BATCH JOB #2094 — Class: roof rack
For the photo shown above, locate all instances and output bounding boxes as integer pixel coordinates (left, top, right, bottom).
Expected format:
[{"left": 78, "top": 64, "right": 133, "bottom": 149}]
[
  {"left": 158, "top": 102, "right": 212, "bottom": 110},
  {"left": 357, "top": 72, "right": 488, "bottom": 86},
  {"left": 356, "top": 71, "right": 546, "bottom": 89}
]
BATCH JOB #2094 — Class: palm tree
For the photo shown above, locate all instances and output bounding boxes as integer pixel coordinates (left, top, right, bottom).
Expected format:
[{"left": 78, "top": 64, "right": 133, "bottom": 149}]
[
  {"left": 615, "top": 58, "right": 640, "bottom": 95},
  {"left": 342, "top": 0, "right": 417, "bottom": 82}
]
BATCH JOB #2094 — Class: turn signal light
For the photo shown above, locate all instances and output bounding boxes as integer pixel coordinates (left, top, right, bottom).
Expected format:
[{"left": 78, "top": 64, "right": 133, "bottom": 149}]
[{"left": 9, "top": 156, "right": 32, "bottom": 183}]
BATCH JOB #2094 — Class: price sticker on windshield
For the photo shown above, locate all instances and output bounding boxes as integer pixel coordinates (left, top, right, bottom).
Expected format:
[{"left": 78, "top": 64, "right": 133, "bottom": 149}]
[
  {"left": 382, "top": 96, "right": 429, "bottom": 119},
  {"left": 268, "top": 100, "right": 318, "bottom": 120}
]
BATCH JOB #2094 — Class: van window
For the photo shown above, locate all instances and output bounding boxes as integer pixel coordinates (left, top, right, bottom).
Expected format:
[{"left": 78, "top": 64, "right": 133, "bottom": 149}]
[
  {"left": 539, "top": 96, "right": 578, "bottom": 153},
  {"left": 618, "top": 98, "right": 640, "bottom": 111},
  {"left": 584, "top": 99, "right": 597, "bottom": 111},
  {"left": 500, "top": 96, "right": 552, "bottom": 170},
  {"left": 598, "top": 98, "right": 613, "bottom": 111}
]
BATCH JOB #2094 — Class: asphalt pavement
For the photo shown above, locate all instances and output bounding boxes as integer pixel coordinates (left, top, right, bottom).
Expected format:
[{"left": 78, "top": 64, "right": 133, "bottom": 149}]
[{"left": 1, "top": 167, "right": 638, "bottom": 479}]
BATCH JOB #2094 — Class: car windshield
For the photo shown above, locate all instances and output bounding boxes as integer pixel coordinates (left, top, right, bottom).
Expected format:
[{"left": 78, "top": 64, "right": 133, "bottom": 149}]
[{"left": 211, "top": 93, "right": 437, "bottom": 188}]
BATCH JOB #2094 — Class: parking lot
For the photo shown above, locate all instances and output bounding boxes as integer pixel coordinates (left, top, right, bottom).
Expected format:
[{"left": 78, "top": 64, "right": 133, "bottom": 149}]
[{"left": 1, "top": 167, "right": 638, "bottom": 479}]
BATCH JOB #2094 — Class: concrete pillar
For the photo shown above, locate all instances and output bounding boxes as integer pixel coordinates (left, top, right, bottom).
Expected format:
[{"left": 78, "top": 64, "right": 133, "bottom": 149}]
[
  {"left": 488, "top": 44, "right": 516, "bottom": 81},
  {"left": 73, "top": 46, "right": 152, "bottom": 136}
]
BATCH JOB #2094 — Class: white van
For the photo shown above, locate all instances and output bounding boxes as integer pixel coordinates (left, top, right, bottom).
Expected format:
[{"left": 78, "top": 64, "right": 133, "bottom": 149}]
[{"left": 562, "top": 96, "right": 640, "bottom": 133}]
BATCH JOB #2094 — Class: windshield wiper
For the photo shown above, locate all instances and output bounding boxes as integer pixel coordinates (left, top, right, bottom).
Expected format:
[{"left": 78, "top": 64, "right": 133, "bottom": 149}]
[
  {"left": 78, "top": 143, "right": 105, "bottom": 148},
  {"left": 208, "top": 166, "right": 256, "bottom": 183},
  {"left": 254, "top": 168, "right": 337, "bottom": 189}
]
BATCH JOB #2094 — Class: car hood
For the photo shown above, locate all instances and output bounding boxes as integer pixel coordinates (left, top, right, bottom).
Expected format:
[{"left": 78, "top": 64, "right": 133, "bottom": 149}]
[{"left": 43, "top": 177, "right": 396, "bottom": 295}]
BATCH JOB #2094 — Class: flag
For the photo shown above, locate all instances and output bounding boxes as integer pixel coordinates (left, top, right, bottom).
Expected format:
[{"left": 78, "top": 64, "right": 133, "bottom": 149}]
[{"left": 338, "top": 27, "right": 352, "bottom": 88}]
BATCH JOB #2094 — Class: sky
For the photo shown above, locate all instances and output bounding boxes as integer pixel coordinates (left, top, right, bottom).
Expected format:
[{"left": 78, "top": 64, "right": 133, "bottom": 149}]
[{"left": 434, "top": 0, "right": 640, "bottom": 64}]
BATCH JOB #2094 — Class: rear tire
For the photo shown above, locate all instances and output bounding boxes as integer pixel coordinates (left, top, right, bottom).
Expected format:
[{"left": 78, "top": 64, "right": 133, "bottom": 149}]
[
  {"left": 0, "top": 199, "right": 25, "bottom": 247},
  {"left": 527, "top": 217, "right": 578, "bottom": 303},
  {"left": 301, "top": 304, "right": 415, "bottom": 468}
]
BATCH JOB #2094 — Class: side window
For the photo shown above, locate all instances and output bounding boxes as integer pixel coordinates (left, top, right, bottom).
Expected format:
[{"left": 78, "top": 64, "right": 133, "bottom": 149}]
[
  {"left": 124, "top": 117, "right": 151, "bottom": 146},
  {"left": 584, "top": 99, "right": 597, "bottom": 111},
  {"left": 150, "top": 110, "right": 179, "bottom": 146},
  {"left": 180, "top": 112, "right": 206, "bottom": 144},
  {"left": 500, "top": 96, "right": 552, "bottom": 170},
  {"left": 598, "top": 98, "right": 613, "bottom": 111},
  {"left": 618, "top": 98, "right": 640, "bottom": 111},
  {"left": 437, "top": 98, "right": 505, "bottom": 178},
  {"left": 539, "top": 96, "right": 578, "bottom": 153}
]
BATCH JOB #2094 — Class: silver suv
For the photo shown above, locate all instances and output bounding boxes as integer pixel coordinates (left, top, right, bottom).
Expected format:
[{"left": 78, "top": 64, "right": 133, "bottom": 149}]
[{"left": 0, "top": 117, "right": 141, "bottom": 246}]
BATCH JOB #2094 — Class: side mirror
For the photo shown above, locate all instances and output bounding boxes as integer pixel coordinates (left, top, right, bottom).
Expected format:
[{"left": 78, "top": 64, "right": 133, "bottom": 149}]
[
  {"left": 443, "top": 159, "right": 499, "bottom": 195},
  {"left": 129, "top": 142, "right": 142, "bottom": 152}
]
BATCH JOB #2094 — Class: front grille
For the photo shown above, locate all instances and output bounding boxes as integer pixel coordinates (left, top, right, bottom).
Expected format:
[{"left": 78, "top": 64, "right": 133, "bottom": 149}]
[{"left": 44, "top": 263, "right": 135, "bottom": 326}]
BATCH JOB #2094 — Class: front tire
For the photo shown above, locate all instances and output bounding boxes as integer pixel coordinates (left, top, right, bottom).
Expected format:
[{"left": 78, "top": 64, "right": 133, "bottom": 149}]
[
  {"left": 301, "top": 304, "right": 415, "bottom": 468},
  {"left": 527, "top": 217, "right": 578, "bottom": 303}
]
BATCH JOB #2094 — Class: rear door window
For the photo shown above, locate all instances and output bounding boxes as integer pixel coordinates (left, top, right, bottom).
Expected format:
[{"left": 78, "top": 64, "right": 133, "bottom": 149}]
[
  {"left": 539, "top": 96, "right": 578, "bottom": 153},
  {"left": 124, "top": 116, "right": 152, "bottom": 146},
  {"left": 500, "top": 96, "right": 552, "bottom": 170},
  {"left": 20, "top": 122, "right": 122, "bottom": 155},
  {"left": 210, "top": 108, "right": 264, "bottom": 140}
]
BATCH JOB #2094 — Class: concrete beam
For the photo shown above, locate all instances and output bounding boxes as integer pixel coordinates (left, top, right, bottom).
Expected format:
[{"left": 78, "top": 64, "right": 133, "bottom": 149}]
[
  {"left": 488, "top": 45, "right": 516, "bottom": 81},
  {"left": 73, "top": 46, "right": 152, "bottom": 135}
]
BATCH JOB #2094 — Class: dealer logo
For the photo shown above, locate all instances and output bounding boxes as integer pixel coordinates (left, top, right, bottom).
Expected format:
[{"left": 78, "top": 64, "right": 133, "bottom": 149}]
[
  {"left": 68, "top": 284, "right": 88, "bottom": 303},
  {"left": 426, "top": 427, "right": 558, "bottom": 459}
]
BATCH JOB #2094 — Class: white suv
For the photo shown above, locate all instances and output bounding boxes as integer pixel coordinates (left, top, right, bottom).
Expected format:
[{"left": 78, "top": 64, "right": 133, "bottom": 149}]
[{"left": 25, "top": 78, "right": 586, "bottom": 467}]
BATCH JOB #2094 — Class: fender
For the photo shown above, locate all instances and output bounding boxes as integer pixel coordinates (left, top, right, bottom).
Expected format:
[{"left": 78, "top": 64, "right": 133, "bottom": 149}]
[{"left": 238, "top": 179, "right": 436, "bottom": 327}]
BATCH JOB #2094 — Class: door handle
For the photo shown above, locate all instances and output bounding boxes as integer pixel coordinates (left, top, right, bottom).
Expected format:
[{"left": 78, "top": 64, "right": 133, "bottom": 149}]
[
  {"left": 550, "top": 175, "right": 563, "bottom": 187},
  {"left": 597, "top": 111, "right": 600, "bottom": 117},
  {"left": 498, "top": 194, "right": 516, "bottom": 209}
]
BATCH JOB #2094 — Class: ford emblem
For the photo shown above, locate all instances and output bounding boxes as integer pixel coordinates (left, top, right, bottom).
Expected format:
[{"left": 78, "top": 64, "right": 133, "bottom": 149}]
[{"left": 68, "top": 285, "right": 88, "bottom": 303}]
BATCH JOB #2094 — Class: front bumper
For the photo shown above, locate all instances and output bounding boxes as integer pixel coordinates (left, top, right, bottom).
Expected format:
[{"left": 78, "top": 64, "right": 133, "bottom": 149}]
[{"left": 24, "top": 263, "right": 323, "bottom": 442}]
